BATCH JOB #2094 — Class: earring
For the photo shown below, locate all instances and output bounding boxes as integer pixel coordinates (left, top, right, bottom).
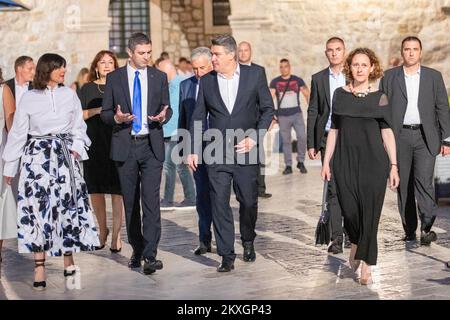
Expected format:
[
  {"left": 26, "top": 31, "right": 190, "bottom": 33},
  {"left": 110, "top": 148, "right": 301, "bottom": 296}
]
[{"left": 96, "top": 70, "right": 99, "bottom": 79}]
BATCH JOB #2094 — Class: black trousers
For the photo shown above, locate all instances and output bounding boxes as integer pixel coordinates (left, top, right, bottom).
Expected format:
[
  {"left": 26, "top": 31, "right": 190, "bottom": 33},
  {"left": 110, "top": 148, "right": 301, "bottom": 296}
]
[
  {"left": 116, "top": 138, "right": 163, "bottom": 260},
  {"left": 207, "top": 164, "right": 259, "bottom": 263},
  {"left": 398, "top": 128, "right": 437, "bottom": 235},
  {"left": 320, "top": 134, "right": 344, "bottom": 241}
]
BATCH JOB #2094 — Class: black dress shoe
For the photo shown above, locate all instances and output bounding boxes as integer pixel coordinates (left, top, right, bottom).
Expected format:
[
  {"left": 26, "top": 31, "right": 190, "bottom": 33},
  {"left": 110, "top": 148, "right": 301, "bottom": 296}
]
[
  {"left": 243, "top": 242, "right": 256, "bottom": 262},
  {"left": 344, "top": 237, "right": 352, "bottom": 248},
  {"left": 194, "top": 242, "right": 211, "bottom": 255},
  {"left": 143, "top": 258, "right": 163, "bottom": 275},
  {"left": 128, "top": 253, "right": 142, "bottom": 269},
  {"left": 258, "top": 192, "right": 272, "bottom": 198},
  {"left": 282, "top": 166, "right": 293, "bottom": 175},
  {"left": 327, "top": 239, "right": 343, "bottom": 254},
  {"left": 420, "top": 231, "right": 437, "bottom": 246},
  {"left": 297, "top": 162, "right": 308, "bottom": 174},
  {"left": 402, "top": 233, "right": 417, "bottom": 242},
  {"left": 217, "top": 260, "right": 234, "bottom": 272}
]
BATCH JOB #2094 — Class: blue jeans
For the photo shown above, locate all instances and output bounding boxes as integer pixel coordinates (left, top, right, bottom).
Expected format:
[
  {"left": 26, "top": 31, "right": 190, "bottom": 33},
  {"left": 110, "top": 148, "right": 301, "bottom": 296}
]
[
  {"left": 163, "top": 140, "right": 196, "bottom": 203},
  {"left": 193, "top": 163, "right": 213, "bottom": 243}
]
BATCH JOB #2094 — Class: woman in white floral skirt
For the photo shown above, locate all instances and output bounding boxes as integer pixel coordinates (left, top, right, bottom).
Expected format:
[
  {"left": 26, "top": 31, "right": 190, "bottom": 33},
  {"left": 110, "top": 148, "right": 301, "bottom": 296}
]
[{"left": 2, "top": 53, "right": 99, "bottom": 290}]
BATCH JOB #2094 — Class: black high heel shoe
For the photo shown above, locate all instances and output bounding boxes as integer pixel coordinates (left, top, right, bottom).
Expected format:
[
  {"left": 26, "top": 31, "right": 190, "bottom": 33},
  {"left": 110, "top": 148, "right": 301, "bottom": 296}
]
[
  {"left": 33, "top": 259, "right": 46, "bottom": 290},
  {"left": 110, "top": 240, "right": 122, "bottom": 253},
  {"left": 94, "top": 228, "right": 110, "bottom": 250}
]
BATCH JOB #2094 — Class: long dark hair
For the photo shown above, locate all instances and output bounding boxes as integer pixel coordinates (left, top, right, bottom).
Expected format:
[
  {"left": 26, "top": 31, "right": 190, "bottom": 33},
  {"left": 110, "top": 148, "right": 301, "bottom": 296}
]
[{"left": 33, "top": 53, "right": 67, "bottom": 90}]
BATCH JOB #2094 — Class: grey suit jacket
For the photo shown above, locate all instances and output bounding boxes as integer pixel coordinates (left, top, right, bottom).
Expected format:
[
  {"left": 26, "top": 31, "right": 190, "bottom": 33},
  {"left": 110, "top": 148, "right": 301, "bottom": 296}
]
[{"left": 379, "top": 66, "right": 450, "bottom": 156}]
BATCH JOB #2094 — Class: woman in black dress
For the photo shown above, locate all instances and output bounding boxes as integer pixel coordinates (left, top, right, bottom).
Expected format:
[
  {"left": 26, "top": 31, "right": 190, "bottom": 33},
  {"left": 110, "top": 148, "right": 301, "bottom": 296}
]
[
  {"left": 80, "top": 50, "right": 123, "bottom": 252},
  {"left": 321, "top": 48, "right": 399, "bottom": 285}
]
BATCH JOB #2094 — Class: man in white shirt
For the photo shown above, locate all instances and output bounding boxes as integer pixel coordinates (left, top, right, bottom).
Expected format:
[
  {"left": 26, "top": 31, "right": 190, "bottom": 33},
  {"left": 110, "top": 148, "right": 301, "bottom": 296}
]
[
  {"left": 307, "top": 37, "right": 349, "bottom": 254},
  {"left": 101, "top": 33, "right": 172, "bottom": 275},
  {"left": 187, "top": 35, "right": 274, "bottom": 272},
  {"left": 5, "top": 56, "right": 35, "bottom": 105},
  {"left": 380, "top": 36, "right": 450, "bottom": 246}
]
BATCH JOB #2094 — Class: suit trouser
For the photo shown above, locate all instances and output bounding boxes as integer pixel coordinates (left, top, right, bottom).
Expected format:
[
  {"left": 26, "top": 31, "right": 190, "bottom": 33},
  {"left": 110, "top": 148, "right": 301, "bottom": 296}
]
[
  {"left": 207, "top": 164, "right": 259, "bottom": 262},
  {"left": 116, "top": 138, "right": 163, "bottom": 260},
  {"left": 278, "top": 113, "right": 307, "bottom": 166},
  {"left": 320, "top": 136, "right": 344, "bottom": 241},
  {"left": 193, "top": 163, "right": 213, "bottom": 244},
  {"left": 398, "top": 128, "right": 437, "bottom": 234}
]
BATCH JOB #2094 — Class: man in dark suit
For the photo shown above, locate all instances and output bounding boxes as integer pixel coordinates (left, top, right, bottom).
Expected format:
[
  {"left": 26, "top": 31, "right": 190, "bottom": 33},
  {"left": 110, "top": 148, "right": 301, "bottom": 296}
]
[
  {"left": 178, "top": 46, "right": 214, "bottom": 255},
  {"left": 101, "top": 33, "right": 172, "bottom": 274},
  {"left": 307, "top": 37, "right": 349, "bottom": 254},
  {"left": 187, "top": 34, "right": 274, "bottom": 272},
  {"left": 5, "top": 56, "right": 35, "bottom": 104},
  {"left": 380, "top": 36, "right": 450, "bottom": 246},
  {"left": 238, "top": 41, "right": 273, "bottom": 199}
]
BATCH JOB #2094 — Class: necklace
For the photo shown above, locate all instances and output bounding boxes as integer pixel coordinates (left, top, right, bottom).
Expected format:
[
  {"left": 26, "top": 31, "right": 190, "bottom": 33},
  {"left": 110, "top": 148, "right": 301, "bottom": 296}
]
[
  {"left": 97, "top": 82, "right": 105, "bottom": 94},
  {"left": 349, "top": 82, "right": 371, "bottom": 98}
]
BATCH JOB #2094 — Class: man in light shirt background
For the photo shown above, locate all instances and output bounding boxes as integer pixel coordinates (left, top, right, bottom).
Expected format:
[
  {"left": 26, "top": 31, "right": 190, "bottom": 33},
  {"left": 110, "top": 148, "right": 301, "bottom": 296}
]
[{"left": 5, "top": 56, "right": 35, "bottom": 105}]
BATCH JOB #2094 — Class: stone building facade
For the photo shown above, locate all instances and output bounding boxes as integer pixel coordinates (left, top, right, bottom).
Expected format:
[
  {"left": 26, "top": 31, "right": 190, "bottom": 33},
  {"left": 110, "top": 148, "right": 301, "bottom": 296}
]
[{"left": 0, "top": 0, "right": 449, "bottom": 90}]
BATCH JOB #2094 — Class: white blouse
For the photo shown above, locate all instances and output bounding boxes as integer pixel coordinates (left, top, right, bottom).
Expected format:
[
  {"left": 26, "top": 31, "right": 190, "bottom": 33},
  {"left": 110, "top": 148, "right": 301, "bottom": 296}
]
[{"left": 2, "top": 86, "right": 91, "bottom": 177}]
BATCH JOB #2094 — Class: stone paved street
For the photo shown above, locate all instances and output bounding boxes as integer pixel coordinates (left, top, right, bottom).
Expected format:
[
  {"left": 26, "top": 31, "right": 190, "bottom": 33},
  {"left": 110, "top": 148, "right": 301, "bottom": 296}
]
[{"left": 1, "top": 156, "right": 450, "bottom": 300}]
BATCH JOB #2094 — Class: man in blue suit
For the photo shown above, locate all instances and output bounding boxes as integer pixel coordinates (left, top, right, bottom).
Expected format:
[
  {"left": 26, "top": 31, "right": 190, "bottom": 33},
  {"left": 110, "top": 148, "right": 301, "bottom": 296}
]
[{"left": 178, "top": 47, "right": 214, "bottom": 255}]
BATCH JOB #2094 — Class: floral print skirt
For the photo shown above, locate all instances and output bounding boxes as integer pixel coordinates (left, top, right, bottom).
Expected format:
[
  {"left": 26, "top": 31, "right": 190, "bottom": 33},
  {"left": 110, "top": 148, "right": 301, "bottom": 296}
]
[{"left": 17, "top": 134, "right": 99, "bottom": 256}]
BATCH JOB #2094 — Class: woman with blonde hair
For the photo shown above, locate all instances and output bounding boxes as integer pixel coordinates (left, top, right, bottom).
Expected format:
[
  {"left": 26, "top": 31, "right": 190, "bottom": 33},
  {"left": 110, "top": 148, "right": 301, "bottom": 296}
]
[
  {"left": 71, "top": 67, "right": 89, "bottom": 97},
  {"left": 321, "top": 48, "right": 399, "bottom": 285}
]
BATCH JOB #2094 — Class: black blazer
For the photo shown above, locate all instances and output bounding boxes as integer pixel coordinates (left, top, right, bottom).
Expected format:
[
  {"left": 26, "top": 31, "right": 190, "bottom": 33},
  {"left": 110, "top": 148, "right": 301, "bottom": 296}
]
[
  {"left": 101, "top": 66, "right": 172, "bottom": 162},
  {"left": 190, "top": 64, "right": 274, "bottom": 165},
  {"left": 5, "top": 78, "right": 33, "bottom": 101},
  {"left": 306, "top": 68, "right": 331, "bottom": 151},
  {"left": 379, "top": 66, "right": 450, "bottom": 156}
]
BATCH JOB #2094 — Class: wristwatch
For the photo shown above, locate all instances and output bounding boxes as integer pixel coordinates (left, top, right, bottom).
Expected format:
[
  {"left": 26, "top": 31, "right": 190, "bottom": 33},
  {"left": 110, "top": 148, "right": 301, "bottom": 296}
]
[{"left": 443, "top": 141, "right": 450, "bottom": 147}]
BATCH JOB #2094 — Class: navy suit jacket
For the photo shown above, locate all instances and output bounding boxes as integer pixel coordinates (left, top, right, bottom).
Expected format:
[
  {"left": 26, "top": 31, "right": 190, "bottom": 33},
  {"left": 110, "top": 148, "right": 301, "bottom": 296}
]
[
  {"left": 189, "top": 64, "right": 274, "bottom": 165},
  {"left": 178, "top": 75, "right": 199, "bottom": 131},
  {"left": 100, "top": 65, "right": 172, "bottom": 162}
]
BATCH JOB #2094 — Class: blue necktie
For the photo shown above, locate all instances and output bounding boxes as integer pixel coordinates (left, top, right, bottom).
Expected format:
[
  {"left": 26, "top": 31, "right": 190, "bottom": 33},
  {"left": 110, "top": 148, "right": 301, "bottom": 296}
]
[{"left": 132, "top": 70, "right": 142, "bottom": 133}]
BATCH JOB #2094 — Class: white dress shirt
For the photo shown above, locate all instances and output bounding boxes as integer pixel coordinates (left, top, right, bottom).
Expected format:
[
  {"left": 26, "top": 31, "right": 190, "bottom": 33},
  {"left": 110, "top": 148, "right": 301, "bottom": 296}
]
[
  {"left": 326, "top": 68, "right": 346, "bottom": 132},
  {"left": 15, "top": 79, "right": 30, "bottom": 105},
  {"left": 403, "top": 67, "right": 421, "bottom": 125},
  {"left": 127, "top": 63, "right": 149, "bottom": 135},
  {"left": 217, "top": 64, "right": 240, "bottom": 114},
  {"left": 2, "top": 86, "right": 91, "bottom": 177}
]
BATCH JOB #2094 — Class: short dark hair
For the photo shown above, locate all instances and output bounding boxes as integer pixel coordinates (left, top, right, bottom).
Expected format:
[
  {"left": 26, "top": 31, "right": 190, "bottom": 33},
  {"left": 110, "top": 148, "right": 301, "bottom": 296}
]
[
  {"left": 401, "top": 36, "right": 422, "bottom": 50},
  {"left": 154, "top": 57, "right": 165, "bottom": 68},
  {"left": 14, "top": 55, "right": 33, "bottom": 72},
  {"left": 280, "top": 58, "right": 290, "bottom": 64},
  {"left": 326, "top": 37, "right": 345, "bottom": 47},
  {"left": 212, "top": 34, "right": 237, "bottom": 58},
  {"left": 160, "top": 51, "right": 169, "bottom": 59},
  {"left": 33, "top": 53, "right": 66, "bottom": 90},
  {"left": 128, "top": 33, "right": 152, "bottom": 52},
  {"left": 179, "top": 57, "right": 188, "bottom": 63}
]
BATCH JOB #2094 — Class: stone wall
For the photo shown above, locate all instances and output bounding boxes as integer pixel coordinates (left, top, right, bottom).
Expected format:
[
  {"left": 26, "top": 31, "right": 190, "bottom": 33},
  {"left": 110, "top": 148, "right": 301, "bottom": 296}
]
[
  {"left": 230, "top": 0, "right": 450, "bottom": 93},
  {"left": 160, "top": 0, "right": 230, "bottom": 63},
  {"left": 0, "top": 0, "right": 110, "bottom": 84}
]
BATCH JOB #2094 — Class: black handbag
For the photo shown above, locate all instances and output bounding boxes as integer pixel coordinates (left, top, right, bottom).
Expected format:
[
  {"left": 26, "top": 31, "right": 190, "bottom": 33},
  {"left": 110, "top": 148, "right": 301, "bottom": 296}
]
[{"left": 315, "top": 180, "right": 331, "bottom": 245}]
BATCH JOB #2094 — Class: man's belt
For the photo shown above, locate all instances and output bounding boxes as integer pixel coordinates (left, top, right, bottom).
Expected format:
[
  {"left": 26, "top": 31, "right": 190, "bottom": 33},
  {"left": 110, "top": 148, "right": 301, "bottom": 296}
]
[
  {"left": 402, "top": 124, "right": 421, "bottom": 130},
  {"left": 131, "top": 134, "right": 149, "bottom": 140}
]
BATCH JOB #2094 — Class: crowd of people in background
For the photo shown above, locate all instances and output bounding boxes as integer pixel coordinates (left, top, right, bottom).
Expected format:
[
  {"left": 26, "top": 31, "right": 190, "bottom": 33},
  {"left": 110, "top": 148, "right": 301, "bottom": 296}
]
[{"left": 0, "top": 31, "right": 449, "bottom": 291}]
